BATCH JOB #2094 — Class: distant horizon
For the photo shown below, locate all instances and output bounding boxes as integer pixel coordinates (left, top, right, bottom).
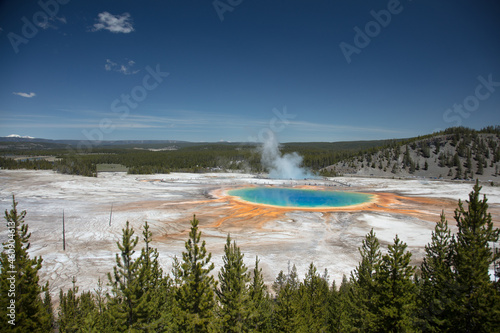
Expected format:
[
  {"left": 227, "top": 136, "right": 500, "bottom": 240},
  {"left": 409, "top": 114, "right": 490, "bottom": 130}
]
[{"left": 3, "top": 123, "right": 499, "bottom": 144}]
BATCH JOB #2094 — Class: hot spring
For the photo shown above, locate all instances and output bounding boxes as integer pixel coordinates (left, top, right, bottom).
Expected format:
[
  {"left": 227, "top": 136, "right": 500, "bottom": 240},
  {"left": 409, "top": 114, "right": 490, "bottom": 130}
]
[{"left": 228, "top": 187, "right": 373, "bottom": 209}]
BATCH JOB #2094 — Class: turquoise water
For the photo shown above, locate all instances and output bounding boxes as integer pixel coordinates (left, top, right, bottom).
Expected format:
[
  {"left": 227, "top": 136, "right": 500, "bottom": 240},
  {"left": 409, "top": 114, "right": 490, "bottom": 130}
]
[{"left": 228, "top": 187, "right": 372, "bottom": 208}]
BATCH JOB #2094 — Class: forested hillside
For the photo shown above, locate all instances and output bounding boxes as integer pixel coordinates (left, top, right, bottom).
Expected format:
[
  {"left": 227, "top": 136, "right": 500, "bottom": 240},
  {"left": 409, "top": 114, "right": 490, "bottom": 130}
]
[
  {"left": 1, "top": 183, "right": 500, "bottom": 332},
  {"left": 324, "top": 126, "right": 500, "bottom": 181},
  {"left": 1, "top": 126, "right": 499, "bottom": 180}
]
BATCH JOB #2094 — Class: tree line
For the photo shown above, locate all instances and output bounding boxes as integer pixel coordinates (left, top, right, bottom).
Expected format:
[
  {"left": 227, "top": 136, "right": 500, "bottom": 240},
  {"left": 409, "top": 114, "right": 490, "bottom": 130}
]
[
  {"left": 1, "top": 182, "right": 500, "bottom": 331},
  {"left": 2, "top": 126, "right": 499, "bottom": 178}
]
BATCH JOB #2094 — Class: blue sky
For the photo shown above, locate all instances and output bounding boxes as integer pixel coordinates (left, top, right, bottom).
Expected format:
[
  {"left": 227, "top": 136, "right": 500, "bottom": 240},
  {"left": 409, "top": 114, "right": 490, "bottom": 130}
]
[{"left": 1, "top": 0, "right": 499, "bottom": 142}]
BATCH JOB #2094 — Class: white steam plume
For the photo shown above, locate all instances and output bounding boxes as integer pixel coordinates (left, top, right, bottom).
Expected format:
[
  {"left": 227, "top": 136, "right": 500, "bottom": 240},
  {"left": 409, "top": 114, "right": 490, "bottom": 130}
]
[{"left": 260, "top": 132, "right": 314, "bottom": 179}]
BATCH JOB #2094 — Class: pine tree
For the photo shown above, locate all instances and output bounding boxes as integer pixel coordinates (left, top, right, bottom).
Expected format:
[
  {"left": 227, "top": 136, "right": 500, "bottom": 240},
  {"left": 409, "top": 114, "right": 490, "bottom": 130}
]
[
  {"left": 476, "top": 157, "right": 484, "bottom": 175},
  {"left": 58, "top": 277, "right": 101, "bottom": 332},
  {"left": 324, "top": 279, "right": 342, "bottom": 331},
  {"left": 375, "top": 235, "right": 417, "bottom": 332},
  {"left": 404, "top": 145, "right": 413, "bottom": 169},
  {"left": 216, "top": 234, "right": 250, "bottom": 332},
  {"left": 391, "top": 162, "right": 398, "bottom": 174},
  {"left": 0, "top": 196, "right": 53, "bottom": 332},
  {"left": 466, "top": 154, "right": 473, "bottom": 175},
  {"left": 106, "top": 220, "right": 144, "bottom": 331},
  {"left": 248, "top": 256, "right": 272, "bottom": 332},
  {"left": 272, "top": 270, "right": 287, "bottom": 294},
  {"left": 296, "top": 262, "right": 329, "bottom": 332},
  {"left": 418, "top": 211, "right": 454, "bottom": 331},
  {"left": 41, "top": 282, "right": 54, "bottom": 331},
  {"left": 272, "top": 264, "right": 300, "bottom": 332},
  {"left": 176, "top": 215, "right": 216, "bottom": 332},
  {"left": 335, "top": 275, "right": 355, "bottom": 331},
  {"left": 450, "top": 181, "right": 500, "bottom": 331},
  {"left": 453, "top": 152, "right": 460, "bottom": 167},
  {"left": 136, "top": 221, "right": 171, "bottom": 331},
  {"left": 455, "top": 163, "right": 463, "bottom": 179},
  {"left": 347, "top": 228, "right": 382, "bottom": 331}
]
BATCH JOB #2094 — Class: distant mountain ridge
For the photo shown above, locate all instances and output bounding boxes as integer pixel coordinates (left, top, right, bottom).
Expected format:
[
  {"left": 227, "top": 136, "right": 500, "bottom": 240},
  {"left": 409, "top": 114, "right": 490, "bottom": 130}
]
[
  {"left": 0, "top": 136, "right": 186, "bottom": 145},
  {"left": 0, "top": 136, "right": 192, "bottom": 150}
]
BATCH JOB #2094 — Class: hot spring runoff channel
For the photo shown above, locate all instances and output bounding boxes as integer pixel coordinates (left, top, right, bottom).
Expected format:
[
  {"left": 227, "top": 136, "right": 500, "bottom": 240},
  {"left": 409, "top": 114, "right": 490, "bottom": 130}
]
[{"left": 228, "top": 187, "right": 373, "bottom": 208}]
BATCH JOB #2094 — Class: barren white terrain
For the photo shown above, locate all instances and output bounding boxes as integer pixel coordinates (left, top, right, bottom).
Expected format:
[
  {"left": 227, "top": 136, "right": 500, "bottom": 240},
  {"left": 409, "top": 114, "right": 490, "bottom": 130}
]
[{"left": 1, "top": 170, "right": 499, "bottom": 297}]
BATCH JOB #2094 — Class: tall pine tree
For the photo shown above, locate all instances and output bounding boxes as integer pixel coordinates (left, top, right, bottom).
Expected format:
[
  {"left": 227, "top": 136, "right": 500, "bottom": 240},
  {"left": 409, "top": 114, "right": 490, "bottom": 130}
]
[
  {"left": 347, "top": 228, "right": 381, "bottom": 331},
  {"left": 418, "top": 211, "right": 454, "bottom": 332},
  {"left": 106, "top": 220, "right": 144, "bottom": 331},
  {"left": 450, "top": 181, "right": 500, "bottom": 331},
  {"left": 136, "top": 221, "right": 172, "bottom": 332},
  {"left": 216, "top": 234, "right": 250, "bottom": 332},
  {"left": 272, "top": 263, "right": 300, "bottom": 332},
  {"left": 248, "top": 256, "right": 272, "bottom": 332},
  {"left": 176, "top": 215, "right": 216, "bottom": 332},
  {"left": 0, "top": 196, "right": 53, "bottom": 332},
  {"left": 375, "top": 235, "right": 417, "bottom": 332},
  {"left": 296, "top": 262, "right": 329, "bottom": 332}
]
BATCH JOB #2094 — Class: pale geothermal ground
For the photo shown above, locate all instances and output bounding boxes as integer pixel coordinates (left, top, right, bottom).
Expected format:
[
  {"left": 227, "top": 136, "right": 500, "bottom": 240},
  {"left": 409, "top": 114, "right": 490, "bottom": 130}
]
[{"left": 1, "top": 170, "right": 499, "bottom": 298}]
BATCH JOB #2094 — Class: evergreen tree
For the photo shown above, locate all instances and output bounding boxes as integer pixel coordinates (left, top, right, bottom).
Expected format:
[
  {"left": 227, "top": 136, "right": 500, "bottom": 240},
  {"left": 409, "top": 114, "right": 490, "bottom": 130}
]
[
  {"left": 58, "top": 277, "right": 80, "bottom": 332},
  {"left": 248, "top": 256, "right": 272, "bottom": 332},
  {"left": 455, "top": 163, "right": 463, "bottom": 179},
  {"left": 375, "top": 235, "right": 417, "bottom": 332},
  {"left": 296, "top": 262, "right": 329, "bottom": 332},
  {"left": 216, "top": 234, "right": 250, "bottom": 332},
  {"left": 331, "top": 274, "right": 357, "bottom": 332},
  {"left": 476, "top": 157, "right": 484, "bottom": 175},
  {"left": 106, "top": 220, "right": 144, "bottom": 331},
  {"left": 404, "top": 145, "right": 413, "bottom": 168},
  {"left": 41, "top": 283, "right": 54, "bottom": 331},
  {"left": 136, "top": 221, "right": 172, "bottom": 331},
  {"left": 272, "top": 264, "right": 300, "bottom": 332},
  {"left": 0, "top": 196, "right": 53, "bottom": 332},
  {"left": 453, "top": 152, "right": 461, "bottom": 167},
  {"left": 465, "top": 157, "right": 472, "bottom": 176},
  {"left": 272, "top": 270, "right": 288, "bottom": 295},
  {"left": 450, "top": 181, "right": 500, "bottom": 331},
  {"left": 58, "top": 277, "right": 101, "bottom": 332},
  {"left": 418, "top": 211, "right": 454, "bottom": 331},
  {"left": 391, "top": 162, "right": 398, "bottom": 174},
  {"left": 347, "top": 228, "right": 382, "bottom": 331},
  {"left": 176, "top": 215, "right": 216, "bottom": 332},
  {"left": 324, "top": 279, "right": 343, "bottom": 332}
]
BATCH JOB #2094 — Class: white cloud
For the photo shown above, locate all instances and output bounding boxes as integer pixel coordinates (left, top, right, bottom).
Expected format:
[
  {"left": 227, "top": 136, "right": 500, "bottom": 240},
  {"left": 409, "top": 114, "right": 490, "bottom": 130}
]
[
  {"left": 13, "top": 92, "right": 36, "bottom": 98},
  {"left": 92, "top": 12, "right": 134, "bottom": 33},
  {"left": 35, "top": 16, "right": 67, "bottom": 30},
  {"left": 287, "top": 120, "right": 404, "bottom": 134},
  {"left": 7, "top": 134, "right": 34, "bottom": 139},
  {"left": 104, "top": 59, "right": 117, "bottom": 71},
  {"left": 104, "top": 59, "right": 139, "bottom": 75}
]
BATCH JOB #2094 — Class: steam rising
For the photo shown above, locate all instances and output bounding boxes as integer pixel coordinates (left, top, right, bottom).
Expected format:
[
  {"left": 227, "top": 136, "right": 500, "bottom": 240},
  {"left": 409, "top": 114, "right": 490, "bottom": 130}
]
[{"left": 260, "top": 133, "right": 314, "bottom": 179}]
